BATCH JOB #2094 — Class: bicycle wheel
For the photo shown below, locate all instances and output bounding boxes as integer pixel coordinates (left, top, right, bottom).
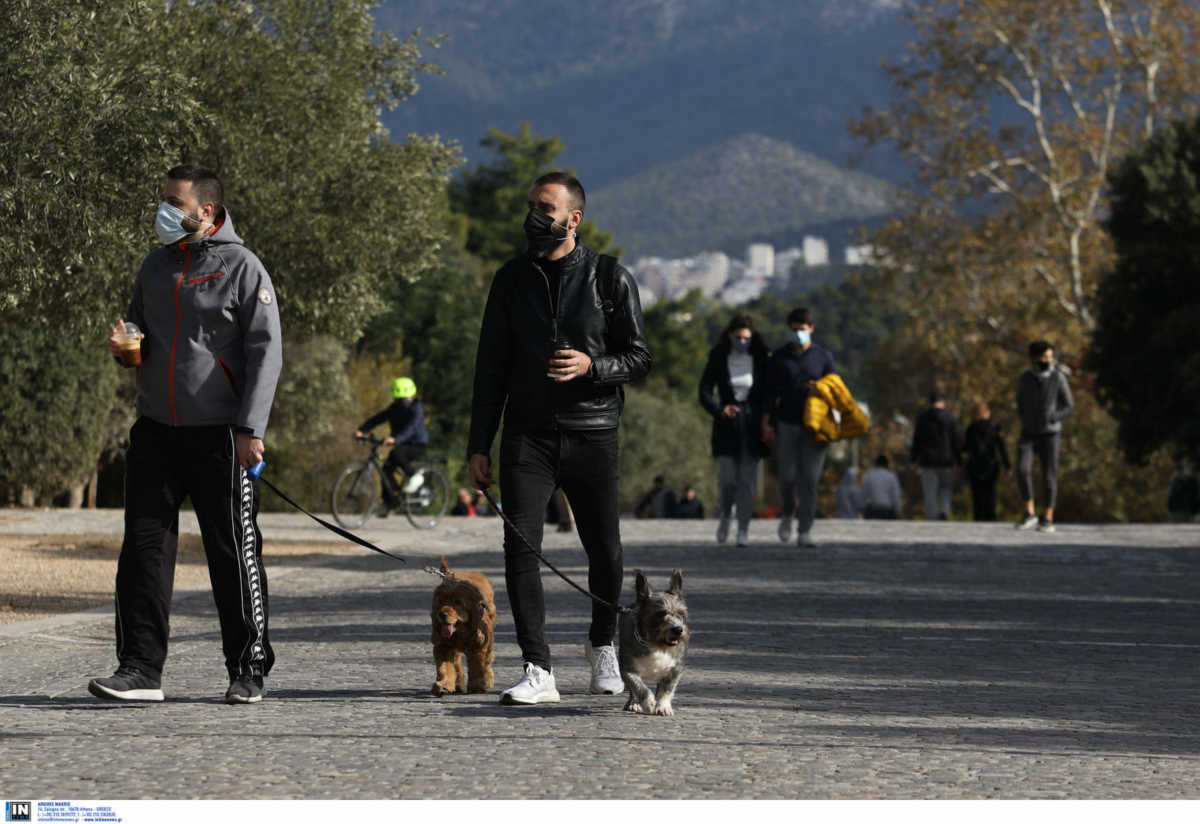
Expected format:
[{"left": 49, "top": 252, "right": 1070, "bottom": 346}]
[
  {"left": 404, "top": 466, "right": 450, "bottom": 529},
  {"left": 330, "top": 463, "right": 380, "bottom": 529}
]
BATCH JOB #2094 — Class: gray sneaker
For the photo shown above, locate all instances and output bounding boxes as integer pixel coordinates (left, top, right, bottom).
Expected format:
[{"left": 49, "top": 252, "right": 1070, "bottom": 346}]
[
  {"left": 585, "top": 641, "right": 624, "bottom": 695},
  {"left": 777, "top": 518, "right": 793, "bottom": 543},
  {"left": 499, "top": 662, "right": 560, "bottom": 705},
  {"left": 716, "top": 517, "right": 731, "bottom": 544},
  {"left": 225, "top": 674, "right": 265, "bottom": 704},
  {"left": 796, "top": 531, "right": 818, "bottom": 548},
  {"left": 736, "top": 528, "right": 749, "bottom": 547},
  {"left": 88, "top": 665, "right": 164, "bottom": 702}
]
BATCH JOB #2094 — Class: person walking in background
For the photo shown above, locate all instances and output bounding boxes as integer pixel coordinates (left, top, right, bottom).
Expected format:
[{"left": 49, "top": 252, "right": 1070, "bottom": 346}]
[
  {"left": 1015, "top": 341, "right": 1074, "bottom": 533},
  {"left": 467, "top": 172, "right": 651, "bottom": 705},
  {"left": 834, "top": 467, "right": 863, "bottom": 518},
  {"left": 89, "top": 164, "right": 282, "bottom": 705},
  {"left": 910, "top": 389, "right": 963, "bottom": 520},
  {"left": 1167, "top": 455, "right": 1200, "bottom": 523},
  {"left": 698, "top": 313, "right": 771, "bottom": 546},
  {"left": 862, "top": 455, "right": 903, "bottom": 519},
  {"left": 451, "top": 488, "right": 476, "bottom": 516},
  {"left": 634, "top": 475, "right": 677, "bottom": 518},
  {"left": 962, "top": 400, "right": 1010, "bottom": 522},
  {"left": 673, "top": 486, "right": 705, "bottom": 518},
  {"left": 760, "top": 307, "right": 835, "bottom": 547},
  {"left": 355, "top": 377, "right": 430, "bottom": 514}
]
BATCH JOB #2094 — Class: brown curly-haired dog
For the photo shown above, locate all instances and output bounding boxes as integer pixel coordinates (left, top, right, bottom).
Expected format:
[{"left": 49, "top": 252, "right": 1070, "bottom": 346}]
[{"left": 430, "top": 556, "right": 497, "bottom": 696}]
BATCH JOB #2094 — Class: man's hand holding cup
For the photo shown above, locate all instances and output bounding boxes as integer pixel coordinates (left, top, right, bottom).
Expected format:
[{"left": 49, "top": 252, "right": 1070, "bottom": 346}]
[{"left": 109, "top": 319, "right": 144, "bottom": 367}]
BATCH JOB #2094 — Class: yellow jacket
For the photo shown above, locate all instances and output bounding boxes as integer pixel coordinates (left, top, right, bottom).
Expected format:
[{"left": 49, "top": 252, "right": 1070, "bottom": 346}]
[{"left": 803, "top": 374, "right": 869, "bottom": 444}]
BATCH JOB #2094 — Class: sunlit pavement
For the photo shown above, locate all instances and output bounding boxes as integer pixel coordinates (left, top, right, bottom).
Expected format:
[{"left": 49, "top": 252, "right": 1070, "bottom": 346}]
[{"left": 3, "top": 509, "right": 1200, "bottom": 799}]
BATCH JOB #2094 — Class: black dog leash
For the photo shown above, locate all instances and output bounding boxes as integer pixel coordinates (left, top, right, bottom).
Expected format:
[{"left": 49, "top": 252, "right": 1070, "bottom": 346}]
[
  {"left": 479, "top": 486, "right": 631, "bottom": 615},
  {"left": 248, "top": 462, "right": 407, "bottom": 565}
]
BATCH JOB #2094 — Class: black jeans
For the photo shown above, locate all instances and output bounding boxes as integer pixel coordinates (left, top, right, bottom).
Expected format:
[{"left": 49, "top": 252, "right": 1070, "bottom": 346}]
[
  {"left": 383, "top": 443, "right": 427, "bottom": 502},
  {"left": 969, "top": 477, "right": 998, "bottom": 521},
  {"left": 115, "top": 417, "right": 273, "bottom": 681},
  {"left": 498, "top": 427, "right": 623, "bottom": 671}
]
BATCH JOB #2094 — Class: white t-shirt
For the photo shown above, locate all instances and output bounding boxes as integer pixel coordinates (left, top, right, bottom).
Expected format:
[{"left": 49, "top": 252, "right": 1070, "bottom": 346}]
[{"left": 727, "top": 351, "right": 754, "bottom": 402}]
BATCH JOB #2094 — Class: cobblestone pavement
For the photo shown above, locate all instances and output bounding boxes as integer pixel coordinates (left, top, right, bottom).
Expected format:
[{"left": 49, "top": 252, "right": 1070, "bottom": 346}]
[{"left": 2, "top": 508, "right": 1199, "bottom": 799}]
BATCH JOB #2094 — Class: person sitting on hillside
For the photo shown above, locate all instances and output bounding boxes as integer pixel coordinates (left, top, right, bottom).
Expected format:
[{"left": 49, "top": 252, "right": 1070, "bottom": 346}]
[
  {"left": 634, "top": 475, "right": 677, "bottom": 518},
  {"left": 673, "top": 485, "right": 705, "bottom": 518},
  {"left": 862, "top": 454, "right": 903, "bottom": 519},
  {"left": 834, "top": 466, "right": 863, "bottom": 518},
  {"left": 451, "top": 488, "right": 476, "bottom": 517}
]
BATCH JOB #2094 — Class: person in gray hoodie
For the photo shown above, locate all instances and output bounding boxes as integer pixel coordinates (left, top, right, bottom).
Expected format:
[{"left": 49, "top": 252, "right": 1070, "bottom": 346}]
[
  {"left": 88, "top": 165, "right": 282, "bottom": 705},
  {"left": 1015, "top": 340, "right": 1074, "bottom": 533}
]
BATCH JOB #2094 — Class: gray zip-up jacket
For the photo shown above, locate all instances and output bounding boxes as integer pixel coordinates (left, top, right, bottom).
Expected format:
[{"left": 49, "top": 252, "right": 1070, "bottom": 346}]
[
  {"left": 124, "top": 210, "right": 282, "bottom": 438},
  {"left": 1017, "top": 366, "right": 1074, "bottom": 437}
]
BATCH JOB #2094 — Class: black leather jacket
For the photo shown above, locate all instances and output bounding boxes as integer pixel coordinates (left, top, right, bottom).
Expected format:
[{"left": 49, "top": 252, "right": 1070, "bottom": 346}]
[{"left": 468, "top": 243, "right": 652, "bottom": 456}]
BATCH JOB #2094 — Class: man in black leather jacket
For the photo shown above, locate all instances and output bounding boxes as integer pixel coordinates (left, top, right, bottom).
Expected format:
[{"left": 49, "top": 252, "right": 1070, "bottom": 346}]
[{"left": 468, "top": 172, "right": 652, "bottom": 706}]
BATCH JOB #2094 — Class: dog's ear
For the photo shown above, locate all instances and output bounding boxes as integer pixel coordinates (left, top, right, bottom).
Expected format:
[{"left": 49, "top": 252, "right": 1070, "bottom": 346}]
[
  {"left": 635, "top": 570, "right": 651, "bottom": 601},
  {"left": 667, "top": 569, "right": 683, "bottom": 596},
  {"left": 440, "top": 556, "right": 451, "bottom": 577}
]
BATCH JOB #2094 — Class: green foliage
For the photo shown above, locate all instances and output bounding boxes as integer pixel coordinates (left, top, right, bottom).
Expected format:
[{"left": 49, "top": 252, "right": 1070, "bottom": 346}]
[
  {"left": 619, "top": 381, "right": 717, "bottom": 514},
  {"left": 638, "top": 289, "right": 725, "bottom": 397},
  {"left": 1089, "top": 114, "right": 1200, "bottom": 462},
  {"left": 449, "top": 123, "right": 615, "bottom": 271},
  {"left": 0, "top": 0, "right": 460, "bottom": 504},
  {"left": 150, "top": 0, "right": 460, "bottom": 342},
  {"left": 0, "top": 322, "right": 120, "bottom": 502},
  {"left": 0, "top": 0, "right": 205, "bottom": 336}
]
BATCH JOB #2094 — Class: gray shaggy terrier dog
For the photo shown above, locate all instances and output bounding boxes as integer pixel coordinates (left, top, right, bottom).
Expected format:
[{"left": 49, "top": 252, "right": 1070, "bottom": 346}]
[{"left": 618, "top": 569, "right": 689, "bottom": 716}]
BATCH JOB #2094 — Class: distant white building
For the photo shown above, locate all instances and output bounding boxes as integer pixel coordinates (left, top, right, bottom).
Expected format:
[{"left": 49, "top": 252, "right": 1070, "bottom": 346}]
[
  {"left": 632, "top": 252, "right": 730, "bottom": 300},
  {"left": 746, "top": 243, "right": 774, "bottom": 277},
  {"left": 802, "top": 236, "right": 829, "bottom": 267},
  {"left": 774, "top": 247, "right": 805, "bottom": 280},
  {"left": 844, "top": 244, "right": 876, "bottom": 266}
]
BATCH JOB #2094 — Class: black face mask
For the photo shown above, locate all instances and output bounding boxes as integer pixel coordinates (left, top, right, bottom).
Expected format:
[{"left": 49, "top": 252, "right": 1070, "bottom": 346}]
[
  {"left": 524, "top": 208, "right": 571, "bottom": 258},
  {"left": 1036, "top": 360, "right": 1052, "bottom": 371}
]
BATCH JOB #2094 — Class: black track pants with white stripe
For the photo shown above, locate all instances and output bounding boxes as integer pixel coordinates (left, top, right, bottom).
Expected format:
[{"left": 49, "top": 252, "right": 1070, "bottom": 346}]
[{"left": 115, "top": 417, "right": 274, "bottom": 681}]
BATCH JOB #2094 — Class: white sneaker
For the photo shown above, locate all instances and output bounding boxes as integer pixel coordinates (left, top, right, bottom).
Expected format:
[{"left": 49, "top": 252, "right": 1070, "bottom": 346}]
[
  {"left": 797, "top": 531, "right": 818, "bottom": 547},
  {"left": 1015, "top": 514, "right": 1038, "bottom": 530},
  {"left": 585, "top": 641, "right": 624, "bottom": 695},
  {"left": 716, "top": 518, "right": 731, "bottom": 544},
  {"left": 499, "top": 662, "right": 560, "bottom": 705},
  {"left": 403, "top": 471, "right": 425, "bottom": 494},
  {"left": 736, "top": 528, "right": 749, "bottom": 547},
  {"left": 778, "top": 518, "right": 792, "bottom": 543}
]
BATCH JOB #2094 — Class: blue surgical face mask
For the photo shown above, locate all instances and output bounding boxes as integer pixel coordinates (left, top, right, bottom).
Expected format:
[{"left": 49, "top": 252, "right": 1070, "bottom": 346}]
[
  {"left": 793, "top": 329, "right": 811, "bottom": 346},
  {"left": 155, "top": 201, "right": 208, "bottom": 245}
]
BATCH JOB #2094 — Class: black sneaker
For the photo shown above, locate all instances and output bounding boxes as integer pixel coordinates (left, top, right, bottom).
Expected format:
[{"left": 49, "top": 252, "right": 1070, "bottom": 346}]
[
  {"left": 88, "top": 665, "right": 164, "bottom": 702},
  {"left": 225, "top": 674, "right": 264, "bottom": 704},
  {"left": 1036, "top": 517, "right": 1056, "bottom": 533}
]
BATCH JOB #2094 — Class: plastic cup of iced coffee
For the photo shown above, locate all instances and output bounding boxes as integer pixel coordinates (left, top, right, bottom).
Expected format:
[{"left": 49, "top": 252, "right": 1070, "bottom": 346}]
[{"left": 115, "top": 322, "right": 143, "bottom": 367}]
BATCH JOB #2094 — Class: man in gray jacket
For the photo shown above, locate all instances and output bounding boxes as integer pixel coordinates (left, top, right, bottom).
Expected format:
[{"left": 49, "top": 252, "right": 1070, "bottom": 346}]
[
  {"left": 1015, "top": 340, "right": 1074, "bottom": 533},
  {"left": 88, "top": 165, "right": 282, "bottom": 705}
]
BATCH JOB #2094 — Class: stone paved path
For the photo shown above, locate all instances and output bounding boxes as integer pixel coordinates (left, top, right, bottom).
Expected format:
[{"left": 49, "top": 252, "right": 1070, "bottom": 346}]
[{"left": 2, "top": 509, "right": 1199, "bottom": 799}]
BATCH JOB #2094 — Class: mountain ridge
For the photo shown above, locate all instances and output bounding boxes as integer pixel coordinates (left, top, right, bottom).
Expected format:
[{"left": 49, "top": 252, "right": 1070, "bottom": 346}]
[
  {"left": 587, "top": 133, "right": 897, "bottom": 261},
  {"left": 375, "top": 1, "right": 911, "bottom": 187}
]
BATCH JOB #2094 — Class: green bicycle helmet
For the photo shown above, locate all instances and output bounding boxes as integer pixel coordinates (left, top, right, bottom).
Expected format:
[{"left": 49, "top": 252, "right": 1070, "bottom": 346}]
[{"left": 391, "top": 377, "right": 417, "bottom": 399}]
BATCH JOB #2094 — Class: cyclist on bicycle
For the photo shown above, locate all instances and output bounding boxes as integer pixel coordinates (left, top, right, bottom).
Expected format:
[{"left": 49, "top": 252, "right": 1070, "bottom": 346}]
[{"left": 354, "top": 377, "right": 429, "bottom": 511}]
